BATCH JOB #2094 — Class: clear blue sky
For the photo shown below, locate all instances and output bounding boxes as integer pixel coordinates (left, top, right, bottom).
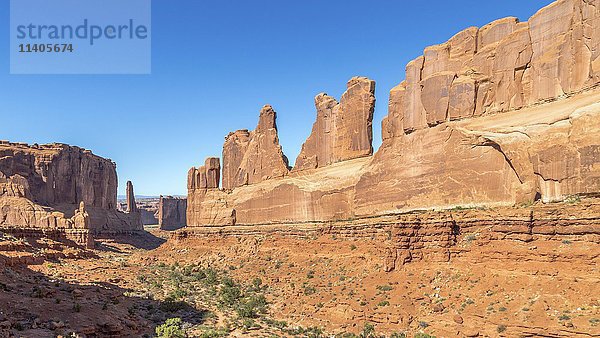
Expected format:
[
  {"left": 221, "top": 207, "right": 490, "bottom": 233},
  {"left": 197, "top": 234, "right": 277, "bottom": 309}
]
[{"left": 0, "top": 0, "right": 552, "bottom": 196}]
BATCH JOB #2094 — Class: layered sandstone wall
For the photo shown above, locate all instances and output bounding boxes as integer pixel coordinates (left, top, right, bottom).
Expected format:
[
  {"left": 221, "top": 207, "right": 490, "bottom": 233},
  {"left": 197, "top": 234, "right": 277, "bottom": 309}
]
[
  {"left": 0, "top": 142, "right": 142, "bottom": 242},
  {"left": 187, "top": 0, "right": 600, "bottom": 228},
  {"left": 222, "top": 105, "right": 290, "bottom": 191},
  {"left": 0, "top": 142, "right": 117, "bottom": 209},
  {"left": 294, "top": 77, "right": 376, "bottom": 171},
  {"left": 383, "top": 0, "right": 600, "bottom": 138},
  {"left": 178, "top": 199, "right": 600, "bottom": 270},
  {"left": 158, "top": 196, "right": 187, "bottom": 230}
]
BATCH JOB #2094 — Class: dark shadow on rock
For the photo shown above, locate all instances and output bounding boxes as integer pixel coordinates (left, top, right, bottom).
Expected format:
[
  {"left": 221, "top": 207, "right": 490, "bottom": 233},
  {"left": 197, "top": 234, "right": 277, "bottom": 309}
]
[{"left": 95, "top": 231, "right": 167, "bottom": 251}]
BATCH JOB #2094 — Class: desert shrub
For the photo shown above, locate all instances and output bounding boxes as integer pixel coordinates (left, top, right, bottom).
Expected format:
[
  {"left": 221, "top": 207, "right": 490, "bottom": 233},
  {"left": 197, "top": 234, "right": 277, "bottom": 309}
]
[
  {"left": 304, "top": 326, "right": 324, "bottom": 338},
  {"left": 497, "top": 324, "right": 507, "bottom": 333},
  {"left": 303, "top": 285, "right": 317, "bottom": 295},
  {"left": 559, "top": 314, "right": 571, "bottom": 321},
  {"left": 198, "top": 326, "right": 228, "bottom": 338},
  {"left": 565, "top": 195, "right": 581, "bottom": 204},
  {"left": 203, "top": 268, "right": 219, "bottom": 285},
  {"left": 390, "top": 333, "right": 406, "bottom": 338},
  {"left": 241, "top": 318, "right": 256, "bottom": 329},
  {"left": 236, "top": 294, "right": 267, "bottom": 318},
  {"left": 252, "top": 277, "right": 262, "bottom": 289},
  {"left": 360, "top": 322, "right": 375, "bottom": 337},
  {"left": 219, "top": 285, "right": 241, "bottom": 306},
  {"left": 155, "top": 317, "right": 185, "bottom": 338},
  {"left": 377, "top": 300, "right": 390, "bottom": 307},
  {"left": 159, "top": 298, "right": 188, "bottom": 313},
  {"left": 414, "top": 334, "right": 436, "bottom": 338},
  {"left": 376, "top": 285, "right": 393, "bottom": 292},
  {"left": 264, "top": 318, "right": 288, "bottom": 330},
  {"left": 168, "top": 288, "right": 188, "bottom": 300}
]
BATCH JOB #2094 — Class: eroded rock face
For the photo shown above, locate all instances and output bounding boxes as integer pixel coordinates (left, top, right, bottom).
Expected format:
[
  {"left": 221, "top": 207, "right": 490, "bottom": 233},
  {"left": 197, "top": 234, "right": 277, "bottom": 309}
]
[
  {"left": 221, "top": 105, "right": 289, "bottom": 190},
  {"left": 0, "top": 142, "right": 141, "bottom": 242},
  {"left": 188, "top": 157, "right": 221, "bottom": 190},
  {"left": 385, "top": 0, "right": 600, "bottom": 137},
  {"left": 0, "top": 142, "right": 117, "bottom": 209},
  {"left": 126, "top": 181, "right": 137, "bottom": 213},
  {"left": 158, "top": 196, "right": 187, "bottom": 230},
  {"left": 187, "top": 0, "right": 600, "bottom": 227},
  {"left": 222, "top": 130, "right": 251, "bottom": 191},
  {"left": 295, "top": 77, "right": 376, "bottom": 171}
]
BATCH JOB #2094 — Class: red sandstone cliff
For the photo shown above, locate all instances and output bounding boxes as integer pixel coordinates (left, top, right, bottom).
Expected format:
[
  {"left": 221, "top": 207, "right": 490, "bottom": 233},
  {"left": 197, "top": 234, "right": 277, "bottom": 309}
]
[
  {"left": 158, "top": 196, "right": 187, "bottom": 230},
  {"left": 0, "top": 142, "right": 142, "bottom": 245},
  {"left": 294, "top": 77, "right": 376, "bottom": 171},
  {"left": 221, "top": 105, "right": 290, "bottom": 191},
  {"left": 187, "top": 0, "right": 600, "bottom": 228}
]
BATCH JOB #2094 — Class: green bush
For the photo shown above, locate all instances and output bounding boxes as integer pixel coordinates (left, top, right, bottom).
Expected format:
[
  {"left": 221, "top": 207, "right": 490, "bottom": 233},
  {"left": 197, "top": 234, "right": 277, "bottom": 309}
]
[
  {"left": 414, "top": 334, "right": 436, "bottom": 338},
  {"left": 390, "top": 333, "right": 406, "bottom": 338},
  {"left": 155, "top": 318, "right": 186, "bottom": 338},
  {"left": 159, "top": 298, "right": 188, "bottom": 313},
  {"left": 376, "top": 285, "right": 393, "bottom": 292},
  {"left": 236, "top": 294, "right": 267, "bottom": 318},
  {"left": 219, "top": 285, "right": 242, "bottom": 306},
  {"left": 360, "top": 323, "right": 375, "bottom": 337}
]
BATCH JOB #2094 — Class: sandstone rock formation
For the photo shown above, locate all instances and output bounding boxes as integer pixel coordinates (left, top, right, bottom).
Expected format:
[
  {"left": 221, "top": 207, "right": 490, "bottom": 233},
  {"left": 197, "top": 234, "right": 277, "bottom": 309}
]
[
  {"left": 222, "top": 130, "right": 250, "bottom": 191},
  {"left": 158, "top": 196, "right": 187, "bottom": 230},
  {"left": 0, "top": 142, "right": 117, "bottom": 209},
  {"left": 0, "top": 142, "right": 142, "bottom": 245},
  {"left": 221, "top": 105, "right": 290, "bottom": 190},
  {"left": 118, "top": 198, "right": 159, "bottom": 225},
  {"left": 187, "top": 0, "right": 600, "bottom": 228},
  {"left": 188, "top": 157, "right": 221, "bottom": 190},
  {"left": 188, "top": 157, "right": 236, "bottom": 226},
  {"left": 383, "top": 0, "right": 600, "bottom": 138},
  {"left": 126, "top": 181, "right": 138, "bottom": 213},
  {"left": 294, "top": 77, "right": 376, "bottom": 171}
]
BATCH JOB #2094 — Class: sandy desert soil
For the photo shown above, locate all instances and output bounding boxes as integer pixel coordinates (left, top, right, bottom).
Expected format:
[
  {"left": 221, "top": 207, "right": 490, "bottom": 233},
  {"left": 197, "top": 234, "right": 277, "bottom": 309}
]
[{"left": 0, "top": 214, "right": 599, "bottom": 338}]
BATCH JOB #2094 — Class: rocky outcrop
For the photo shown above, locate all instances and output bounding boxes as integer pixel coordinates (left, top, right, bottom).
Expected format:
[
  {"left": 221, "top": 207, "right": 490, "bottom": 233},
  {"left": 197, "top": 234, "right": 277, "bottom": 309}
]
[
  {"left": 188, "top": 157, "right": 236, "bottom": 226},
  {"left": 118, "top": 198, "right": 159, "bottom": 225},
  {"left": 188, "top": 157, "right": 221, "bottom": 190},
  {"left": 222, "top": 130, "right": 251, "bottom": 191},
  {"left": 221, "top": 105, "right": 290, "bottom": 191},
  {"left": 158, "top": 196, "right": 187, "bottom": 230},
  {"left": 0, "top": 142, "right": 117, "bottom": 209},
  {"left": 383, "top": 0, "right": 600, "bottom": 138},
  {"left": 125, "top": 181, "right": 137, "bottom": 213},
  {"left": 0, "top": 142, "right": 142, "bottom": 243},
  {"left": 187, "top": 0, "right": 600, "bottom": 228},
  {"left": 294, "top": 77, "right": 376, "bottom": 171},
  {"left": 178, "top": 199, "right": 600, "bottom": 268}
]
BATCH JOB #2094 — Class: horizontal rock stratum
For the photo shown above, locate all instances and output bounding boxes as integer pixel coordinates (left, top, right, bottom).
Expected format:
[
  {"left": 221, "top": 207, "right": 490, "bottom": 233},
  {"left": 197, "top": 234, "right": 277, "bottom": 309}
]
[
  {"left": 188, "top": 0, "right": 600, "bottom": 228},
  {"left": 0, "top": 142, "right": 142, "bottom": 247}
]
